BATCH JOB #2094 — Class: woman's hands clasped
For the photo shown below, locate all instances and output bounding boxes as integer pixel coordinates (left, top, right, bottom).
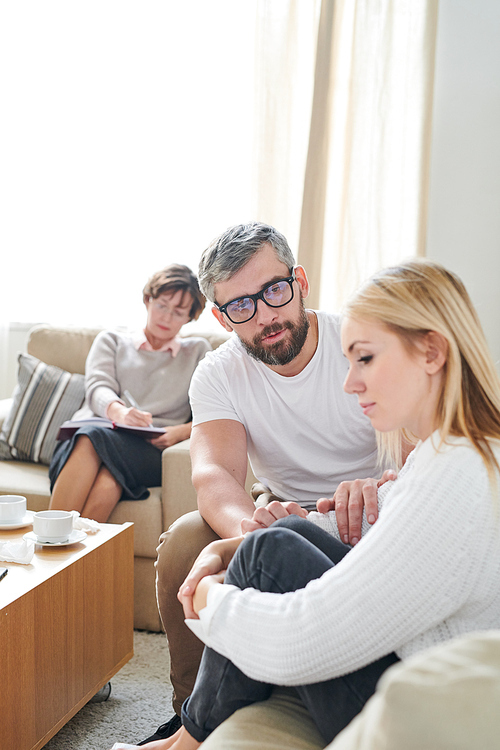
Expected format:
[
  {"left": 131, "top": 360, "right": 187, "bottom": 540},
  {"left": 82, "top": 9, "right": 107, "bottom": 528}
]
[{"left": 178, "top": 536, "right": 244, "bottom": 619}]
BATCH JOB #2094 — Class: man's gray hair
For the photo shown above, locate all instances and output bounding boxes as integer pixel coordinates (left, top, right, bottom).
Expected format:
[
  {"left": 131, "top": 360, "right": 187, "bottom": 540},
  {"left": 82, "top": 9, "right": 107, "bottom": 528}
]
[{"left": 198, "top": 222, "right": 296, "bottom": 303}]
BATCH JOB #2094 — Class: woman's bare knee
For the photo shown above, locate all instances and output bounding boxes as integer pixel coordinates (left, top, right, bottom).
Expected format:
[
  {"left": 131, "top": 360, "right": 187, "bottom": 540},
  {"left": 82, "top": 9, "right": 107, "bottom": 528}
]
[{"left": 82, "top": 466, "right": 122, "bottom": 522}]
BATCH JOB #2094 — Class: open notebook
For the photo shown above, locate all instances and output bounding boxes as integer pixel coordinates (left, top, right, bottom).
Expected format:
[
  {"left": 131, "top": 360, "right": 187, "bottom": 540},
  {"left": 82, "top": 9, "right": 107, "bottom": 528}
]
[{"left": 56, "top": 417, "right": 166, "bottom": 441}]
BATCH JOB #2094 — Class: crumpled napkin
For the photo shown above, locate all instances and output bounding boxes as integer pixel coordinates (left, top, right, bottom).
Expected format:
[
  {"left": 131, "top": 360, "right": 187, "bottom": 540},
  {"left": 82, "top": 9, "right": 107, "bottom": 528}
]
[
  {"left": 0, "top": 537, "right": 35, "bottom": 564},
  {"left": 70, "top": 511, "right": 100, "bottom": 533}
]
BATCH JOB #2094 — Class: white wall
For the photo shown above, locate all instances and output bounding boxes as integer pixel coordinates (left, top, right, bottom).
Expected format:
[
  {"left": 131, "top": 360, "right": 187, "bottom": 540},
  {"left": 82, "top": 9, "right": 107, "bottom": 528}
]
[
  {"left": 1, "top": 325, "right": 31, "bottom": 399},
  {"left": 426, "top": 0, "right": 500, "bottom": 366}
]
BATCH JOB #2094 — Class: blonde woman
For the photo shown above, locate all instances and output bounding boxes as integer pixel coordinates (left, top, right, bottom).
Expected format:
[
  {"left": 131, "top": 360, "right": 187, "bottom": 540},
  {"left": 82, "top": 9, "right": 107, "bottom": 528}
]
[{"left": 113, "top": 259, "right": 500, "bottom": 750}]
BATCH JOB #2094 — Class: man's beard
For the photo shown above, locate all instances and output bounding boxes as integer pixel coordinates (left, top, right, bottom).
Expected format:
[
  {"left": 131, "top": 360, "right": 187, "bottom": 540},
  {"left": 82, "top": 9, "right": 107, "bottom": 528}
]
[{"left": 240, "top": 302, "right": 310, "bottom": 366}]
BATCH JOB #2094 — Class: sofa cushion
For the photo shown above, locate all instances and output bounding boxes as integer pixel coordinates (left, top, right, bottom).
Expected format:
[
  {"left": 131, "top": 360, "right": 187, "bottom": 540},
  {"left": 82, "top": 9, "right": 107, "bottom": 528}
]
[
  {"left": 328, "top": 630, "right": 500, "bottom": 750},
  {"left": 0, "top": 353, "right": 85, "bottom": 465},
  {"left": 0, "top": 459, "right": 52, "bottom": 511},
  {"left": 27, "top": 324, "right": 102, "bottom": 375}
]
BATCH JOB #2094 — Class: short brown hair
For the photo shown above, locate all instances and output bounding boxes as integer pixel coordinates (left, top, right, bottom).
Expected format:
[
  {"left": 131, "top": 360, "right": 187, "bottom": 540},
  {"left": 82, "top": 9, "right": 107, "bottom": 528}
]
[{"left": 143, "top": 264, "right": 205, "bottom": 321}]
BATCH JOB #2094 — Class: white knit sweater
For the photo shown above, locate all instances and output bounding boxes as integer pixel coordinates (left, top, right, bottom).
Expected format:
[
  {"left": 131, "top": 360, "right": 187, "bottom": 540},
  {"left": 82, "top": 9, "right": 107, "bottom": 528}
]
[{"left": 186, "top": 433, "right": 500, "bottom": 685}]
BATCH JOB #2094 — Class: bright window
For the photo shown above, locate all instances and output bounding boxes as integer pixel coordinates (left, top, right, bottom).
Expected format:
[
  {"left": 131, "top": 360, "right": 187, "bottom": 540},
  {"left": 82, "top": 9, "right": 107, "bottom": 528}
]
[{"left": 1, "top": 1, "right": 256, "bottom": 331}]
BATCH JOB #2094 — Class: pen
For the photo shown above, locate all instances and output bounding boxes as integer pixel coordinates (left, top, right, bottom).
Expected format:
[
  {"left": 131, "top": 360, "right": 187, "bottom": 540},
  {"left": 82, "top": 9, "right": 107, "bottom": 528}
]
[
  {"left": 124, "top": 390, "right": 140, "bottom": 409},
  {"left": 124, "top": 390, "right": 153, "bottom": 427}
]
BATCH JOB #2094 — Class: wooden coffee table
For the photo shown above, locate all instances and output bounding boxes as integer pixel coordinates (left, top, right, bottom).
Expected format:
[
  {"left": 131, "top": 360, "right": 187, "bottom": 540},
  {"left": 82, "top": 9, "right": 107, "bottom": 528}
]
[{"left": 0, "top": 521, "right": 134, "bottom": 750}]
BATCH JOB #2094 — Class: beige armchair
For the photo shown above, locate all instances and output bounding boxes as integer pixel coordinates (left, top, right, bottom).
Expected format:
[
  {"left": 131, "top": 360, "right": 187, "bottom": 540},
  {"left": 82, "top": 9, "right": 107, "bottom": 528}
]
[{"left": 0, "top": 324, "right": 255, "bottom": 631}]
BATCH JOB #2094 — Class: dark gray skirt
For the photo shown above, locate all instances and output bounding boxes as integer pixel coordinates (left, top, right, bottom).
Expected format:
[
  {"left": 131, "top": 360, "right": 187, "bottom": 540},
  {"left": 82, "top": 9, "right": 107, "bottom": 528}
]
[{"left": 49, "top": 424, "right": 162, "bottom": 501}]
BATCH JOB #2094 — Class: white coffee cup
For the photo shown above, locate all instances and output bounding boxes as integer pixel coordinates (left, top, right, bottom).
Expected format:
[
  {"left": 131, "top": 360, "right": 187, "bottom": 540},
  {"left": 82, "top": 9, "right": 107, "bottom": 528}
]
[
  {"left": 0, "top": 495, "right": 27, "bottom": 523},
  {"left": 33, "top": 510, "right": 74, "bottom": 543}
]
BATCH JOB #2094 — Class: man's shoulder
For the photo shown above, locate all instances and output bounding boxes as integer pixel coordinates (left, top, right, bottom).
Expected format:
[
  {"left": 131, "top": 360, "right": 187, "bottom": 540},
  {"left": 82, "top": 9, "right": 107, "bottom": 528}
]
[
  {"left": 192, "top": 334, "right": 246, "bottom": 374},
  {"left": 314, "top": 310, "right": 344, "bottom": 354},
  {"left": 190, "top": 335, "right": 253, "bottom": 405},
  {"left": 200, "top": 334, "right": 243, "bottom": 361},
  {"left": 315, "top": 309, "right": 342, "bottom": 331}
]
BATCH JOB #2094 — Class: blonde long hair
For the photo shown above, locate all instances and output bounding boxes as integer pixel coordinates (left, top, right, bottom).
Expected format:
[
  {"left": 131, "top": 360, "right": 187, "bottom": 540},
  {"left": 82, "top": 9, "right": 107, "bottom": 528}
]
[{"left": 343, "top": 259, "right": 500, "bottom": 478}]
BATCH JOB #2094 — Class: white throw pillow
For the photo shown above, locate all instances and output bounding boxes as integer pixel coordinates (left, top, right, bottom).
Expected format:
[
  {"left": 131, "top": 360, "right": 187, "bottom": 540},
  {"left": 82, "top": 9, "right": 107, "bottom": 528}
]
[{"left": 328, "top": 631, "right": 500, "bottom": 750}]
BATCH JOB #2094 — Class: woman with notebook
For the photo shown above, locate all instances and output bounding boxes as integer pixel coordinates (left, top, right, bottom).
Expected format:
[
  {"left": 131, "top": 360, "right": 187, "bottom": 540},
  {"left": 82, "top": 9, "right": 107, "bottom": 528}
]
[{"left": 48, "top": 264, "right": 209, "bottom": 522}]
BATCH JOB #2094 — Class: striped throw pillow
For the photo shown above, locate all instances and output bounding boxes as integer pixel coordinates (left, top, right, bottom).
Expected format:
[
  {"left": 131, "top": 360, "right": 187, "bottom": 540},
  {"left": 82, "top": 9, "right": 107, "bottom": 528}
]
[{"left": 0, "top": 353, "right": 85, "bottom": 465}]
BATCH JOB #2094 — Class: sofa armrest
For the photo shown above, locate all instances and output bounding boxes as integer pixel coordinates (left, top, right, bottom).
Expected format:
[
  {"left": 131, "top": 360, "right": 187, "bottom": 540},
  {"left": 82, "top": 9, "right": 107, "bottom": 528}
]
[
  {"left": 0, "top": 398, "right": 12, "bottom": 430},
  {"left": 161, "top": 438, "right": 258, "bottom": 532},
  {"left": 161, "top": 439, "right": 197, "bottom": 530}
]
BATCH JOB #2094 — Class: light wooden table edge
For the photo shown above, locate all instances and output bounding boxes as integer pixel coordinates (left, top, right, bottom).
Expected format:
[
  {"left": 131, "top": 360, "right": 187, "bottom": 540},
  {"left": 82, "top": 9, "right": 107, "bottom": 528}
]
[{"left": 1, "top": 521, "right": 135, "bottom": 750}]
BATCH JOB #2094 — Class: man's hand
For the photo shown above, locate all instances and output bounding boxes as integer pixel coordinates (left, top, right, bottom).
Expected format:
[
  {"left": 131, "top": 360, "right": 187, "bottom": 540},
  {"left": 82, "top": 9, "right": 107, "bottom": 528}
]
[
  {"left": 241, "top": 500, "right": 308, "bottom": 534},
  {"left": 316, "top": 470, "right": 397, "bottom": 546},
  {"left": 177, "top": 536, "right": 244, "bottom": 619}
]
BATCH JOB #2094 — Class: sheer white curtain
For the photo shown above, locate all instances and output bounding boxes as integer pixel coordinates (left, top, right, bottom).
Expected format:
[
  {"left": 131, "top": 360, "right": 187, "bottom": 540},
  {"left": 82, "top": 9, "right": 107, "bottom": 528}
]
[
  {"left": 252, "top": 0, "right": 322, "bottom": 251},
  {"left": 252, "top": 0, "right": 438, "bottom": 311},
  {"left": 320, "top": 0, "right": 439, "bottom": 311}
]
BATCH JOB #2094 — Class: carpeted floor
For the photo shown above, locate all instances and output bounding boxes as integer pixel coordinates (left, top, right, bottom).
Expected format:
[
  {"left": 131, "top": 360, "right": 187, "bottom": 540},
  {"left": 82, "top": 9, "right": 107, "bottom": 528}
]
[{"left": 44, "top": 630, "right": 174, "bottom": 750}]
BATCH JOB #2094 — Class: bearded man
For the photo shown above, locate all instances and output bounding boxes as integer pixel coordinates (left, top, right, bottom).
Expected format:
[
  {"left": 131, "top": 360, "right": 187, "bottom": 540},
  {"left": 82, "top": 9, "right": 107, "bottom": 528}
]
[{"left": 140, "top": 222, "right": 393, "bottom": 745}]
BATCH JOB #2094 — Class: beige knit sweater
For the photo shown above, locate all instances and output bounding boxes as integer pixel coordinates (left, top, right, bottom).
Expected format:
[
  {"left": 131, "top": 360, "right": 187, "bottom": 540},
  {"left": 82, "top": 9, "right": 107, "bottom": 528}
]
[{"left": 72, "top": 330, "right": 211, "bottom": 426}]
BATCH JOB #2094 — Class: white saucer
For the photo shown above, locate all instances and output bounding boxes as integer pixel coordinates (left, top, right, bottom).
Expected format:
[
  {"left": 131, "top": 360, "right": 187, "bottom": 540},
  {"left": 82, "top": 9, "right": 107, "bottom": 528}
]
[
  {"left": 0, "top": 510, "right": 35, "bottom": 530},
  {"left": 23, "top": 529, "right": 87, "bottom": 547}
]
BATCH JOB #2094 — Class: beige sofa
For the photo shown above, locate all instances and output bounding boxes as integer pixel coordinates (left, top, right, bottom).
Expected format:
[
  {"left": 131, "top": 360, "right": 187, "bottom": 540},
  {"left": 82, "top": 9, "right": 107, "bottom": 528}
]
[
  {"left": 327, "top": 629, "right": 500, "bottom": 750},
  {"left": 0, "top": 324, "right": 255, "bottom": 632},
  {"left": 200, "top": 630, "right": 500, "bottom": 750}
]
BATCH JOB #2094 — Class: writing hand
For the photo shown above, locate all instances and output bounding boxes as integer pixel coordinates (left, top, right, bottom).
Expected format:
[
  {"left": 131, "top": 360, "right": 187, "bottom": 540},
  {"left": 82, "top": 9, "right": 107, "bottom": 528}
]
[
  {"left": 121, "top": 407, "right": 153, "bottom": 427},
  {"left": 107, "top": 401, "right": 152, "bottom": 427}
]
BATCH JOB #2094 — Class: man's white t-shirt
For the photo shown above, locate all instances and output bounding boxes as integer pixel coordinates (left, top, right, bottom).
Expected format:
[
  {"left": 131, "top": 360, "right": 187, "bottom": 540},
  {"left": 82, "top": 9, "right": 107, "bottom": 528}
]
[{"left": 189, "top": 310, "right": 380, "bottom": 508}]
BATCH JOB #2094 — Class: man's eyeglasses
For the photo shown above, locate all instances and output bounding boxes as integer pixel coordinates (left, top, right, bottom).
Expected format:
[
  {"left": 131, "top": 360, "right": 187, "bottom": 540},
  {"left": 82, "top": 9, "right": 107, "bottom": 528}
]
[{"left": 216, "top": 269, "right": 296, "bottom": 324}]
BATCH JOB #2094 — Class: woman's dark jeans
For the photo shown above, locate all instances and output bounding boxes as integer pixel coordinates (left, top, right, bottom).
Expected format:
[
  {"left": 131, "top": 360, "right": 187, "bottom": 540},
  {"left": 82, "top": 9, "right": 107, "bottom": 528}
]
[{"left": 181, "top": 516, "right": 399, "bottom": 744}]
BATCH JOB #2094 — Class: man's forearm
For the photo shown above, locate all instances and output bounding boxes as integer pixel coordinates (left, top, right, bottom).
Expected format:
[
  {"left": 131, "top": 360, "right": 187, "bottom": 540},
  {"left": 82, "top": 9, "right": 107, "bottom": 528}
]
[
  {"left": 195, "top": 469, "right": 255, "bottom": 538},
  {"left": 190, "top": 420, "right": 253, "bottom": 538}
]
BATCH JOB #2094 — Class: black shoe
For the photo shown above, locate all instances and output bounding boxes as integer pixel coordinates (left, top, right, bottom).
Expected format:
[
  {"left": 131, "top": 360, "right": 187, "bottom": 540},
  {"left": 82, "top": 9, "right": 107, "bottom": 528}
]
[{"left": 137, "top": 714, "right": 182, "bottom": 745}]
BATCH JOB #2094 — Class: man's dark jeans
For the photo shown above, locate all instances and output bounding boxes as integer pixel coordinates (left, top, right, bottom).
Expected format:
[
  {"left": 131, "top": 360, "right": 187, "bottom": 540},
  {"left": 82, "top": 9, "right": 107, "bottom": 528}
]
[{"left": 181, "top": 516, "right": 399, "bottom": 744}]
